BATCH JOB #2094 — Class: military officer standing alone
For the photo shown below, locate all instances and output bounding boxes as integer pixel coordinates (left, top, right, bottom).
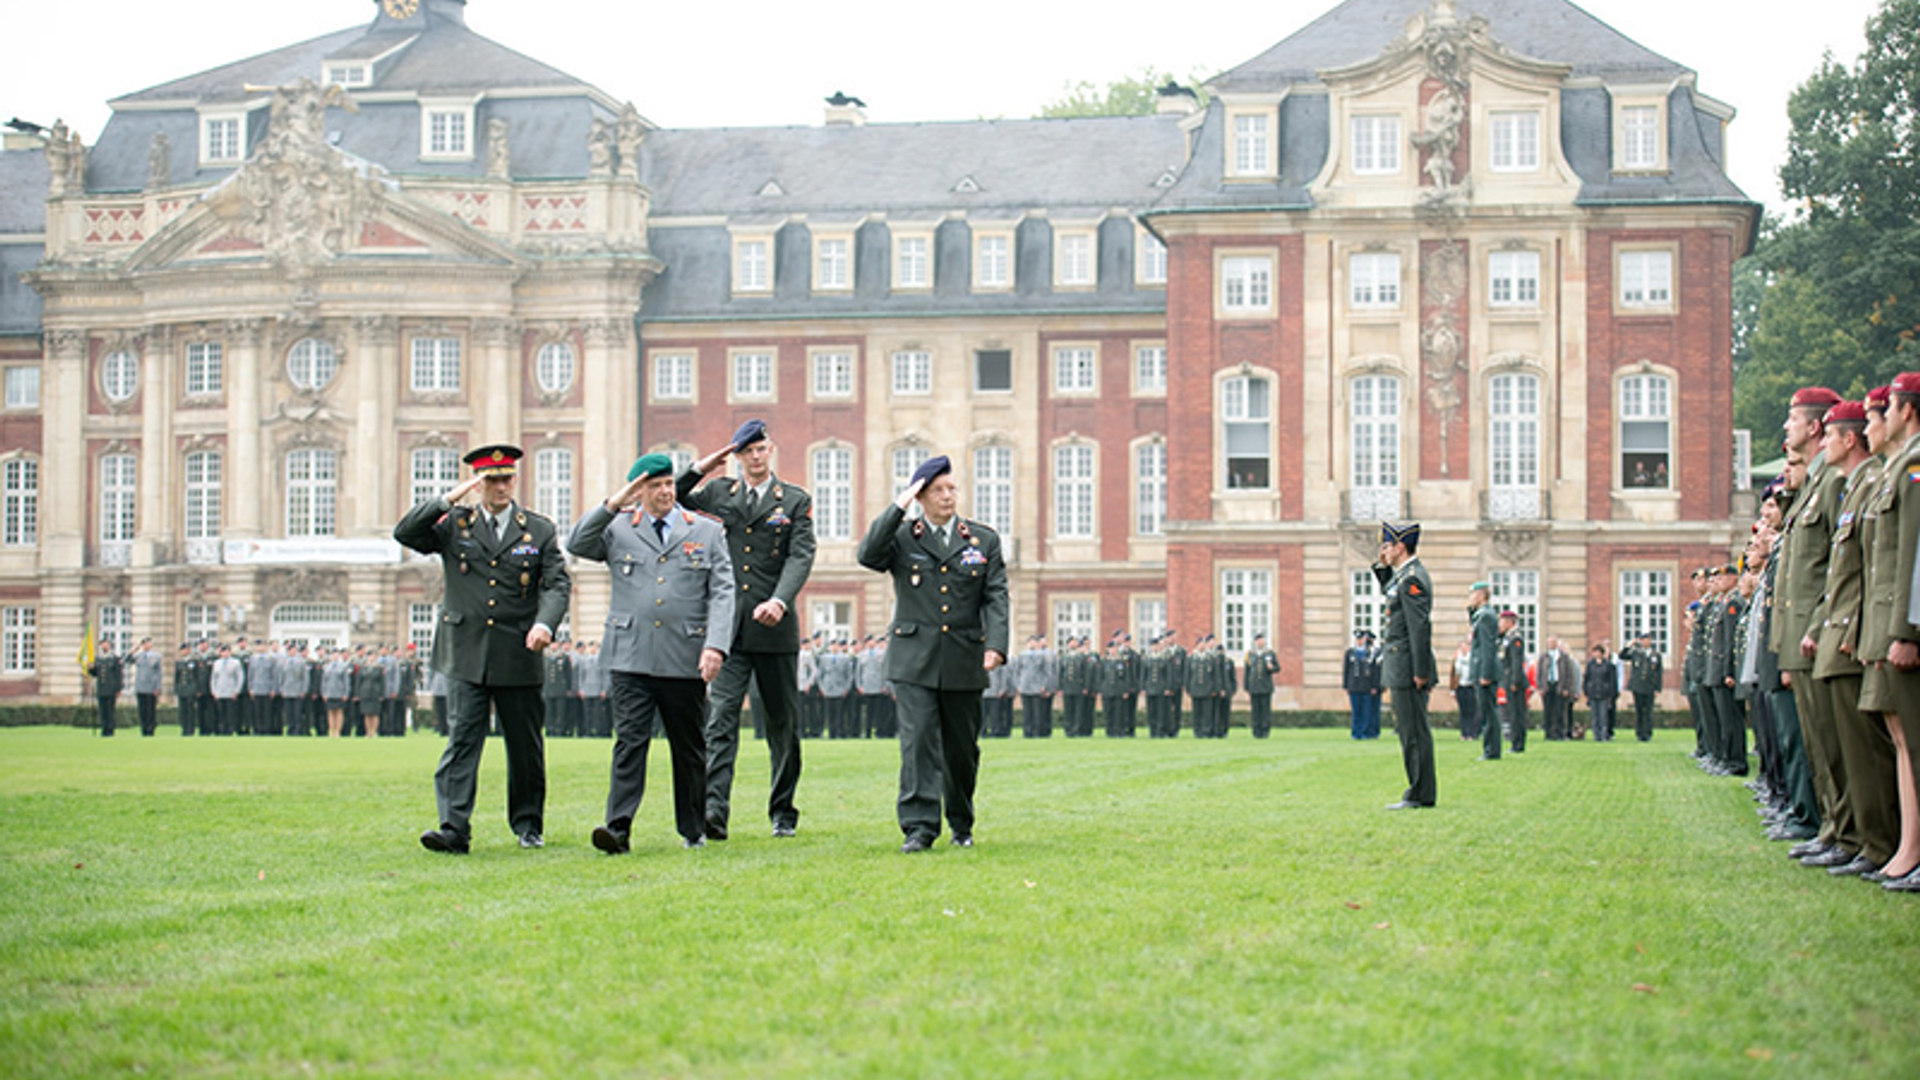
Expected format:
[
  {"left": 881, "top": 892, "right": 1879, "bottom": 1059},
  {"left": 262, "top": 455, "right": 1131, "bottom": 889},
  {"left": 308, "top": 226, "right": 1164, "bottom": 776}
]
[
  {"left": 857, "top": 455, "right": 1009, "bottom": 853},
  {"left": 1467, "top": 583, "right": 1502, "bottom": 760},
  {"left": 1377, "top": 521, "right": 1437, "bottom": 809},
  {"left": 571, "top": 455, "right": 733, "bottom": 851},
  {"left": 395, "top": 444, "right": 571, "bottom": 854},
  {"left": 88, "top": 638, "right": 124, "bottom": 737},
  {"left": 131, "top": 638, "right": 162, "bottom": 737},
  {"left": 1243, "top": 634, "right": 1280, "bottom": 739},
  {"left": 1012, "top": 635, "right": 1057, "bottom": 738},
  {"left": 1623, "top": 631, "right": 1664, "bottom": 742}
]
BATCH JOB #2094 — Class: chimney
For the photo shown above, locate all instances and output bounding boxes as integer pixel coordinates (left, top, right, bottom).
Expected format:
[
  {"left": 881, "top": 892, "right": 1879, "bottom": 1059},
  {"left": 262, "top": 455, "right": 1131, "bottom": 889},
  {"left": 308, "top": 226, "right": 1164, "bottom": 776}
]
[
  {"left": 824, "top": 91, "right": 867, "bottom": 127},
  {"left": 1155, "top": 80, "right": 1200, "bottom": 117}
]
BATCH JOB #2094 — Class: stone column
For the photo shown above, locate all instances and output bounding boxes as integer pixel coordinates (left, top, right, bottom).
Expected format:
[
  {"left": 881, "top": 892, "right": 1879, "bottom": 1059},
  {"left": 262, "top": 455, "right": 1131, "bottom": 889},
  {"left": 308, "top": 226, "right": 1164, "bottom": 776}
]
[
  {"left": 474, "top": 316, "right": 519, "bottom": 443},
  {"left": 40, "top": 328, "right": 89, "bottom": 699},
  {"left": 137, "top": 324, "right": 173, "bottom": 569},
  {"left": 351, "top": 315, "right": 397, "bottom": 538},
  {"left": 224, "top": 317, "right": 266, "bottom": 539}
]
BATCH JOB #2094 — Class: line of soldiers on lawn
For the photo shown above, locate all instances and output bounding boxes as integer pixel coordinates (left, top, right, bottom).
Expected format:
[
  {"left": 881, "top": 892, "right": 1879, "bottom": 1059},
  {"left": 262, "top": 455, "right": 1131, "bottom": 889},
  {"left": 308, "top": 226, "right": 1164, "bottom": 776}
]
[
  {"left": 977, "top": 629, "right": 1281, "bottom": 739},
  {"left": 147, "top": 638, "right": 428, "bottom": 737}
]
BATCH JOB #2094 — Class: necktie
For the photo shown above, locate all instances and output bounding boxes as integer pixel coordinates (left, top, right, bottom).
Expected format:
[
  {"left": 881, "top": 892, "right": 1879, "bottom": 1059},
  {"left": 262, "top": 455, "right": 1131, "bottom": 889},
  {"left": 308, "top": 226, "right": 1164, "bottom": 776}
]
[
  {"left": 653, "top": 518, "right": 667, "bottom": 546},
  {"left": 745, "top": 487, "right": 760, "bottom": 518}
]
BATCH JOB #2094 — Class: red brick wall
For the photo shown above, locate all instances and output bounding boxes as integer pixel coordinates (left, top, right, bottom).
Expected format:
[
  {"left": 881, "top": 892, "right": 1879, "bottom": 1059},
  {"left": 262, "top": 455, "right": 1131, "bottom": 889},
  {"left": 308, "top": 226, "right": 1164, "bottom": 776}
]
[
  {"left": 1038, "top": 329, "right": 1168, "bottom": 562},
  {"left": 1582, "top": 541, "right": 1730, "bottom": 689}
]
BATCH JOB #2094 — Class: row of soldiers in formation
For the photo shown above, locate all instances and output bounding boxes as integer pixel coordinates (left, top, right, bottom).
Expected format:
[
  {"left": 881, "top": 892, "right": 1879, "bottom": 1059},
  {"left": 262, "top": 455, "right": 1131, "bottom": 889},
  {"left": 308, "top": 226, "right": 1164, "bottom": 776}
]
[
  {"left": 87, "top": 636, "right": 428, "bottom": 737},
  {"left": 1679, "top": 382, "right": 1920, "bottom": 895}
]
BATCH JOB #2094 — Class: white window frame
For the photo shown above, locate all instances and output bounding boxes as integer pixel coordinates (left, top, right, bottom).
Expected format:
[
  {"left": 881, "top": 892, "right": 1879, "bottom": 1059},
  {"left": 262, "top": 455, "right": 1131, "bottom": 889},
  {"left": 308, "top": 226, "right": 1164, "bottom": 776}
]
[
  {"left": 651, "top": 352, "right": 695, "bottom": 402},
  {"left": 1134, "top": 598, "right": 1168, "bottom": 647},
  {"left": 410, "top": 447, "right": 459, "bottom": 509},
  {"left": 1219, "top": 254, "right": 1273, "bottom": 316},
  {"left": 1136, "top": 228, "right": 1168, "bottom": 286},
  {"left": 286, "top": 338, "right": 339, "bottom": 392},
  {"left": 1488, "top": 111, "right": 1541, "bottom": 172},
  {"left": 890, "top": 446, "right": 931, "bottom": 499},
  {"left": 1351, "top": 114, "right": 1402, "bottom": 176},
  {"left": 1053, "top": 598, "right": 1095, "bottom": 651},
  {"left": 200, "top": 112, "right": 245, "bottom": 166},
  {"left": 1619, "top": 372, "right": 1673, "bottom": 490},
  {"left": 409, "top": 337, "right": 461, "bottom": 394},
  {"left": 1349, "top": 375, "right": 1401, "bottom": 518},
  {"left": 4, "top": 458, "right": 37, "bottom": 546},
  {"left": 893, "top": 232, "right": 932, "bottom": 290},
  {"left": 1349, "top": 252, "right": 1401, "bottom": 310},
  {"left": 420, "top": 100, "right": 475, "bottom": 160},
  {"left": 1618, "top": 249, "right": 1674, "bottom": 312},
  {"left": 1134, "top": 344, "right": 1167, "bottom": 396},
  {"left": 1223, "top": 374, "right": 1273, "bottom": 490},
  {"left": 972, "top": 445, "right": 1014, "bottom": 537},
  {"left": 185, "top": 342, "right": 222, "bottom": 397},
  {"left": 810, "top": 349, "right": 854, "bottom": 400},
  {"left": 99, "top": 605, "right": 133, "bottom": 657},
  {"left": 324, "top": 64, "right": 370, "bottom": 88},
  {"left": 534, "top": 447, "right": 574, "bottom": 525},
  {"left": 535, "top": 341, "right": 575, "bottom": 395},
  {"left": 1619, "top": 569, "right": 1673, "bottom": 660},
  {"left": 5, "top": 366, "right": 40, "bottom": 409},
  {"left": 733, "top": 235, "right": 773, "bottom": 295},
  {"left": 813, "top": 234, "right": 852, "bottom": 292},
  {"left": 1054, "top": 229, "right": 1096, "bottom": 289},
  {"left": 1489, "top": 373, "right": 1541, "bottom": 519},
  {"left": 183, "top": 450, "right": 221, "bottom": 541},
  {"left": 409, "top": 602, "right": 437, "bottom": 654},
  {"left": 184, "top": 602, "right": 218, "bottom": 642},
  {"left": 1134, "top": 440, "right": 1167, "bottom": 538},
  {"left": 1220, "top": 568, "right": 1272, "bottom": 654},
  {"left": 101, "top": 349, "right": 139, "bottom": 403},
  {"left": 285, "top": 448, "right": 338, "bottom": 538},
  {"left": 1229, "top": 110, "right": 1275, "bottom": 178},
  {"left": 891, "top": 350, "right": 931, "bottom": 397},
  {"left": 1489, "top": 251, "right": 1542, "bottom": 309},
  {"left": 730, "top": 350, "right": 775, "bottom": 402},
  {"left": 973, "top": 231, "right": 1013, "bottom": 291},
  {"left": 1613, "top": 96, "right": 1668, "bottom": 173},
  {"left": 1349, "top": 569, "right": 1386, "bottom": 643},
  {"left": 1052, "top": 345, "right": 1097, "bottom": 396},
  {"left": 99, "top": 453, "right": 136, "bottom": 545},
  {"left": 809, "top": 600, "right": 854, "bottom": 643},
  {"left": 810, "top": 446, "right": 853, "bottom": 541},
  {"left": 1491, "top": 570, "right": 1540, "bottom": 655},
  {"left": 1052, "top": 443, "right": 1096, "bottom": 539}
]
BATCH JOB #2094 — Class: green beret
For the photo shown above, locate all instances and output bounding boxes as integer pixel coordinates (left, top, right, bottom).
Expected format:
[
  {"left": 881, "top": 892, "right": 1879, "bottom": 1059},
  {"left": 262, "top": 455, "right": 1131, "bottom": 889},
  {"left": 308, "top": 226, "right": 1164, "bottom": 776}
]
[
  {"left": 1471, "top": 580, "right": 1491, "bottom": 592},
  {"left": 628, "top": 453, "right": 674, "bottom": 482}
]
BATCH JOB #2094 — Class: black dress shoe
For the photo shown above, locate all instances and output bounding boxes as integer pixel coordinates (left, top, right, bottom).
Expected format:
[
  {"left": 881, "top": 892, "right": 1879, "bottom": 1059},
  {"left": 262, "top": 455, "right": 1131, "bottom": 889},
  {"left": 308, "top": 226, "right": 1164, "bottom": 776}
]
[
  {"left": 682, "top": 835, "right": 706, "bottom": 850},
  {"left": 420, "top": 828, "right": 470, "bottom": 855},
  {"left": 1788, "top": 840, "right": 1827, "bottom": 859},
  {"left": 704, "top": 817, "right": 729, "bottom": 842},
  {"left": 1384, "top": 800, "right": 1431, "bottom": 810},
  {"left": 1883, "top": 867, "right": 1920, "bottom": 892},
  {"left": 951, "top": 834, "right": 974, "bottom": 848},
  {"left": 591, "top": 824, "right": 631, "bottom": 855},
  {"left": 518, "top": 832, "right": 544, "bottom": 849},
  {"left": 771, "top": 822, "right": 796, "bottom": 838},
  {"left": 1830, "top": 855, "right": 1882, "bottom": 877},
  {"left": 1803, "top": 846, "right": 1856, "bottom": 868},
  {"left": 900, "top": 834, "right": 933, "bottom": 854}
]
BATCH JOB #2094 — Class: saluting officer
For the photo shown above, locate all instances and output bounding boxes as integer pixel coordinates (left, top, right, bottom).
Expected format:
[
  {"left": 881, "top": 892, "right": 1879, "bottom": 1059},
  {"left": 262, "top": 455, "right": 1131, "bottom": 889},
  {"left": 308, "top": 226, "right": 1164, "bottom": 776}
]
[
  {"left": 1623, "top": 631, "right": 1664, "bottom": 743},
  {"left": 572, "top": 454, "right": 734, "bottom": 852},
  {"left": 130, "top": 638, "right": 162, "bottom": 737},
  {"left": 1377, "top": 521, "right": 1437, "bottom": 809},
  {"left": 395, "top": 444, "right": 570, "bottom": 854},
  {"left": 857, "top": 455, "right": 1009, "bottom": 853},
  {"left": 174, "top": 643, "right": 199, "bottom": 737},
  {"left": 1244, "top": 633, "right": 1280, "bottom": 739},
  {"left": 1499, "top": 610, "right": 1530, "bottom": 753},
  {"left": 1468, "top": 582, "right": 1502, "bottom": 759}
]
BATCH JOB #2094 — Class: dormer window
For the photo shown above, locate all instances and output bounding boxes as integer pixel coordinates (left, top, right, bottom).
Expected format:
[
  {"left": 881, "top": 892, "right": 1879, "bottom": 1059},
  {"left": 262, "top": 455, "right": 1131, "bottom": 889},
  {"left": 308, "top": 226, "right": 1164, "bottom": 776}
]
[
  {"left": 324, "top": 64, "right": 370, "bottom": 88},
  {"left": 1610, "top": 91, "right": 1670, "bottom": 174},
  {"left": 420, "top": 99, "right": 476, "bottom": 160},
  {"left": 200, "top": 113, "right": 244, "bottom": 166}
]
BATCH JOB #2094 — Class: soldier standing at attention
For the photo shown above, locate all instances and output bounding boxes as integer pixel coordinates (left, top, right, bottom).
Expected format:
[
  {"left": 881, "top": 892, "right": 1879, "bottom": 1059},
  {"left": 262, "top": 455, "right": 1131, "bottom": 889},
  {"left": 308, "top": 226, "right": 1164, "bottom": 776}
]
[
  {"left": 396, "top": 444, "right": 570, "bottom": 854},
  {"left": 209, "top": 643, "right": 244, "bottom": 736},
  {"left": 1244, "top": 633, "right": 1280, "bottom": 739},
  {"left": 1468, "top": 582, "right": 1502, "bottom": 760},
  {"left": 1101, "top": 631, "right": 1138, "bottom": 737},
  {"left": 1141, "top": 634, "right": 1171, "bottom": 737},
  {"left": 277, "top": 644, "right": 310, "bottom": 737},
  {"left": 174, "top": 643, "right": 198, "bottom": 737},
  {"left": 857, "top": 455, "right": 1009, "bottom": 853},
  {"left": 820, "top": 639, "right": 857, "bottom": 738},
  {"left": 1499, "top": 611, "right": 1530, "bottom": 753},
  {"left": 1622, "top": 631, "right": 1664, "bottom": 743},
  {"left": 1013, "top": 634, "right": 1058, "bottom": 738},
  {"left": 89, "top": 637, "right": 124, "bottom": 737},
  {"left": 1186, "top": 632, "right": 1216, "bottom": 737},
  {"left": 543, "top": 640, "right": 572, "bottom": 736},
  {"left": 1377, "top": 521, "right": 1436, "bottom": 809},
  {"left": 797, "top": 633, "right": 823, "bottom": 739},
  {"left": 677, "top": 421, "right": 815, "bottom": 837},
  {"left": 572, "top": 454, "right": 733, "bottom": 852},
  {"left": 983, "top": 651, "right": 1015, "bottom": 738},
  {"left": 131, "top": 638, "right": 162, "bottom": 737}
]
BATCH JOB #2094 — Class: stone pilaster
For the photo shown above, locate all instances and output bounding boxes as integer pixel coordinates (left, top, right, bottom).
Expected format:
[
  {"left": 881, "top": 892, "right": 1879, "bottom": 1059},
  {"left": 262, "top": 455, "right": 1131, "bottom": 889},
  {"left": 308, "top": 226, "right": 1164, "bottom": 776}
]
[
  {"left": 224, "top": 318, "right": 267, "bottom": 539},
  {"left": 351, "top": 315, "right": 397, "bottom": 537}
]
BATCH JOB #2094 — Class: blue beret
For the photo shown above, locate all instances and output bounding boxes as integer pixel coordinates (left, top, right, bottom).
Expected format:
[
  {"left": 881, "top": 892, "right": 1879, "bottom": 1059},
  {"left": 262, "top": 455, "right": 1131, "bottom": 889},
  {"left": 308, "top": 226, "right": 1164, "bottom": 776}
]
[
  {"left": 1381, "top": 520, "right": 1421, "bottom": 548},
  {"left": 731, "top": 419, "right": 767, "bottom": 450},
  {"left": 627, "top": 453, "right": 674, "bottom": 482},
  {"left": 909, "top": 455, "right": 951, "bottom": 489}
]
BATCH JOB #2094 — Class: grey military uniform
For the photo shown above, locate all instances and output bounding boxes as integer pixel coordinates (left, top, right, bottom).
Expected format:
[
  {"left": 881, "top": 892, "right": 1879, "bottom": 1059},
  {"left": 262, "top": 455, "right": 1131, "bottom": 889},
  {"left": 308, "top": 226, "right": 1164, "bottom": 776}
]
[{"left": 1012, "top": 645, "right": 1057, "bottom": 738}]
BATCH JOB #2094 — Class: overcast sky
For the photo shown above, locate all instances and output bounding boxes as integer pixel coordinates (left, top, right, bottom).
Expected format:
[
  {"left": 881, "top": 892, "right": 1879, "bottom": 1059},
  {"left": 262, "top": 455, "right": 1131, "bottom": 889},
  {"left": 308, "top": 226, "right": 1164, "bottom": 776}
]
[{"left": 0, "top": 0, "right": 1885, "bottom": 212}]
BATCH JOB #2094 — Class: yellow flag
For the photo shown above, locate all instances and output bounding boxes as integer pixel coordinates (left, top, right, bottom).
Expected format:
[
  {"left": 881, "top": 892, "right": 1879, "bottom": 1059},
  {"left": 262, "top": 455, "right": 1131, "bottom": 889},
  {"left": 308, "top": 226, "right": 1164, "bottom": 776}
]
[{"left": 77, "top": 620, "right": 95, "bottom": 672}]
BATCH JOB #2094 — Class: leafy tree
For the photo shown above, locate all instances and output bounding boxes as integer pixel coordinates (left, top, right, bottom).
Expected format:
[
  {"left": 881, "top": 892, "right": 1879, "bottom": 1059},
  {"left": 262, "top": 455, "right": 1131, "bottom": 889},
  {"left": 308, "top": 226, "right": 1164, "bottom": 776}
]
[
  {"left": 1741, "top": 0, "right": 1920, "bottom": 436},
  {"left": 1036, "top": 69, "right": 1210, "bottom": 118}
]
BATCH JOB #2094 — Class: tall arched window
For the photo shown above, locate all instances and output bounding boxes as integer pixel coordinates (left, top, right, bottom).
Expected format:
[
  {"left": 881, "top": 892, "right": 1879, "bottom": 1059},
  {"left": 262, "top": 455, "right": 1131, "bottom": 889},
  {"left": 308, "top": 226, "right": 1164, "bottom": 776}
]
[
  {"left": 1349, "top": 375, "right": 1400, "bottom": 519},
  {"left": 972, "top": 445, "right": 1013, "bottom": 536},
  {"left": 1489, "top": 372, "right": 1541, "bottom": 520}
]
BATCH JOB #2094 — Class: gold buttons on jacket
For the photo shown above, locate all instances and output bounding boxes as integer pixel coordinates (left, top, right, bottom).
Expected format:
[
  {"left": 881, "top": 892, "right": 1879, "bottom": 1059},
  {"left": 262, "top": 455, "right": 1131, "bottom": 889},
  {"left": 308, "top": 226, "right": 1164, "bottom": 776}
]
[
  {"left": 487, "top": 599, "right": 496, "bottom": 607},
  {"left": 488, "top": 579, "right": 497, "bottom": 587},
  {"left": 654, "top": 620, "right": 662, "bottom": 628},
  {"left": 940, "top": 586, "right": 948, "bottom": 594},
  {"left": 486, "top": 618, "right": 495, "bottom": 626}
]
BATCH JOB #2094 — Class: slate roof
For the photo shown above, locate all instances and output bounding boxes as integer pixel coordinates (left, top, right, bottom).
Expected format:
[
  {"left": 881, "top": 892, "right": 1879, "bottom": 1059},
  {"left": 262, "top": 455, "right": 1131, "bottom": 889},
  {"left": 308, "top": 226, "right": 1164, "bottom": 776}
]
[
  {"left": 642, "top": 115, "right": 1190, "bottom": 220},
  {"left": 0, "top": 148, "right": 47, "bottom": 333},
  {"left": 1210, "top": 0, "right": 1689, "bottom": 92}
]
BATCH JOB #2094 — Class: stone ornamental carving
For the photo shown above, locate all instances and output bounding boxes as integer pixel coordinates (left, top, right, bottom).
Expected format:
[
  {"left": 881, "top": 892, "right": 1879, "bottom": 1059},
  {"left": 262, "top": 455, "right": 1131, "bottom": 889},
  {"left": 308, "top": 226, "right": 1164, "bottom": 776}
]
[
  {"left": 262, "top": 568, "right": 349, "bottom": 609},
  {"left": 148, "top": 132, "right": 171, "bottom": 190},
  {"left": 43, "top": 120, "right": 86, "bottom": 197},
  {"left": 615, "top": 103, "right": 645, "bottom": 180},
  {"left": 587, "top": 119, "right": 614, "bottom": 179},
  {"left": 1402, "top": 0, "right": 1498, "bottom": 224},
  {"left": 1491, "top": 529, "right": 1540, "bottom": 566},
  {"left": 206, "top": 78, "right": 381, "bottom": 279},
  {"left": 486, "top": 118, "right": 511, "bottom": 180},
  {"left": 1420, "top": 240, "right": 1468, "bottom": 471}
]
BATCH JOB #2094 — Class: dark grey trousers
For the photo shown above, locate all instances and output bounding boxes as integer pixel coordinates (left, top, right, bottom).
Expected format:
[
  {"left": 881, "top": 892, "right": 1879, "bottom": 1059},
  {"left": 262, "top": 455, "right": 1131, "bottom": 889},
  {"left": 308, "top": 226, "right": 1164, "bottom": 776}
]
[
  {"left": 891, "top": 682, "right": 982, "bottom": 842},
  {"left": 436, "top": 680, "right": 545, "bottom": 840},
  {"left": 607, "top": 671, "right": 708, "bottom": 843},
  {"left": 1390, "top": 682, "right": 1435, "bottom": 806},
  {"left": 705, "top": 649, "right": 801, "bottom": 831}
]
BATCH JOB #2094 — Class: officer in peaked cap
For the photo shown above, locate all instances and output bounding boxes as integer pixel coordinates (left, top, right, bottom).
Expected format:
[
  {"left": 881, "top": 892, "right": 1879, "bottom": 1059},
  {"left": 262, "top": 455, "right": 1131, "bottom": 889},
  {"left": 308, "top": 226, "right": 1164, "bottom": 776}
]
[
  {"left": 858, "top": 453, "right": 1009, "bottom": 852},
  {"left": 1376, "top": 521, "right": 1437, "bottom": 809},
  {"left": 395, "top": 442, "right": 571, "bottom": 854},
  {"left": 677, "top": 417, "right": 816, "bottom": 839}
]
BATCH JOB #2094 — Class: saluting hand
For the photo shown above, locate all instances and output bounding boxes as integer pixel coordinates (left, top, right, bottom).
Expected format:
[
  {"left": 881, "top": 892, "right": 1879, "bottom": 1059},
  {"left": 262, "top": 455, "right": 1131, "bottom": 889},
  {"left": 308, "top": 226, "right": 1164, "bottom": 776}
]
[
  {"left": 894, "top": 476, "right": 927, "bottom": 512},
  {"left": 445, "top": 475, "right": 485, "bottom": 506},
  {"left": 605, "top": 475, "right": 651, "bottom": 512},
  {"left": 693, "top": 443, "right": 739, "bottom": 476}
]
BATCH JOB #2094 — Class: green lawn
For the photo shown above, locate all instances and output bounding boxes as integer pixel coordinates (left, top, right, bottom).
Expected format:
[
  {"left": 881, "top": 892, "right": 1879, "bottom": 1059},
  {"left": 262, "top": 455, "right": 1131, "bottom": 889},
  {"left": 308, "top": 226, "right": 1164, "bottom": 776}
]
[{"left": 1, "top": 726, "right": 1914, "bottom": 1079}]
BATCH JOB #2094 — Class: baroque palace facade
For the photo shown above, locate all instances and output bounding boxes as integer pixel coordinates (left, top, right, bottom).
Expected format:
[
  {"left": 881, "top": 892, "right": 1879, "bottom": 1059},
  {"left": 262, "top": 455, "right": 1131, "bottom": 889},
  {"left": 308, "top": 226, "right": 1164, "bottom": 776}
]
[{"left": 0, "top": 0, "right": 1754, "bottom": 706}]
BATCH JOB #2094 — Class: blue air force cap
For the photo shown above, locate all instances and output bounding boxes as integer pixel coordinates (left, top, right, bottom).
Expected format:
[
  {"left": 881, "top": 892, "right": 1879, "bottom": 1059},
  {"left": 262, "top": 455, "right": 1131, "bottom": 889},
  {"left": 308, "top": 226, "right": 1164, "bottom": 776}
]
[
  {"left": 731, "top": 419, "right": 767, "bottom": 450},
  {"left": 909, "top": 455, "right": 952, "bottom": 490}
]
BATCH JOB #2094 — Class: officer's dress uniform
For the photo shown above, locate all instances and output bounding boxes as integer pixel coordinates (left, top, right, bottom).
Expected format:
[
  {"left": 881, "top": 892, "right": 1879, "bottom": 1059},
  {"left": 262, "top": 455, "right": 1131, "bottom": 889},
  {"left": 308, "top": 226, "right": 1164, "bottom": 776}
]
[
  {"left": 131, "top": 645, "right": 162, "bottom": 736},
  {"left": 1469, "top": 603, "right": 1501, "bottom": 758},
  {"left": 569, "top": 501, "right": 734, "bottom": 847},
  {"left": 1501, "top": 627, "right": 1530, "bottom": 753},
  {"left": 1623, "top": 642, "right": 1664, "bottom": 743},
  {"left": 1244, "top": 646, "right": 1280, "bottom": 738},
  {"left": 1102, "top": 645, "right": 1140, "bottom": 737},
  {"left": 857, "top": 503, "right": 1009, "bottom": 847},
  {"left": 89, "top": 651, "right": 124, "bottom": 736},
  {"left": 1379, "top": 550, "right": 1437, "bottom": 807},
  {"left": 1013, "top": 643, "right": 1057, "bottom": 738},
  {"left": 395, "top": 495, "right": 570, "bottom": 847}
]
